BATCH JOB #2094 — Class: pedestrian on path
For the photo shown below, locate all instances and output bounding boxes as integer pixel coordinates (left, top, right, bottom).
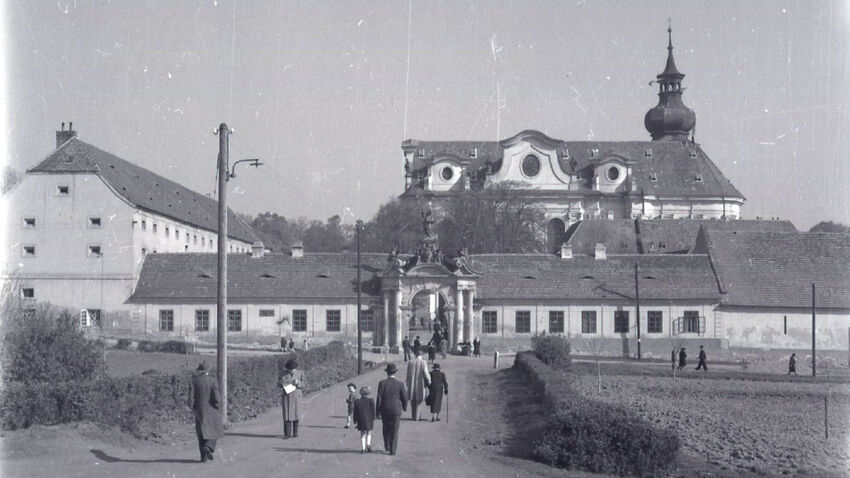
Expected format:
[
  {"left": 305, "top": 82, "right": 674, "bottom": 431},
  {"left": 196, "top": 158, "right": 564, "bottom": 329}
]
[
  {"left": 788, "top": 353, "right": 798, "bottom": 375},
  {"left": 427, "top": 342, "right": 436, "bottom": 364},
  {"left": 344, "top": 383, "right": 357, "bottom": 429},
  {"left": 695, "top": 345, "right": 708, "bottom": 371},
  {"left": 405, "top": 349, "right": 431, "bottom": 421},
  {"left": 440, "top": 332, "right": 448, "bottom": 360},
  {"left": 353, "top": 386, "right": 375, "bottom": 454},
  {"left": 189, "top": 361, "right": 224, "bottom": 463},
  {"left": 402, "top": 336, "right": 412, "bottom": 362},
  {"left": 473, "top": 337, "right": 481, "bottom": 358},
  {"left": 677, "top": 348, "right": 687, "bottom": 370},
  {"left": 428, "top": 363, "right": 448, "bottom": 422},
  {"left": 376, "top": 363, "right": 408, "bottom": 455},
  {"left": 288, "top": 338, "right": 295, "bottom": 351},
  {"left": 413, "top": 336, "right": 422, "bottom": 355},
  {"left": 279, "top": 359, "right": 307, "bottom": 438}
]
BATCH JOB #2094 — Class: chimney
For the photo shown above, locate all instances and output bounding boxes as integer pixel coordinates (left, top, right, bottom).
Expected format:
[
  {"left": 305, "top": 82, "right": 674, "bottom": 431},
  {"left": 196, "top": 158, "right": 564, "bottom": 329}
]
[
  {"left": 560, "top": 242, "right": 572, "bottom": 259},
  {"left": 594, "top": 243, "right": 607, "bottom": 260},
  {"left": 56, "top": 121, "right": 77, "bottom": 148},
  {"left": 251, "top": 241, "right": 265, "bottom": 258},
  {"left": 290, "top": 240, "right": 304, "bottom": 258}
]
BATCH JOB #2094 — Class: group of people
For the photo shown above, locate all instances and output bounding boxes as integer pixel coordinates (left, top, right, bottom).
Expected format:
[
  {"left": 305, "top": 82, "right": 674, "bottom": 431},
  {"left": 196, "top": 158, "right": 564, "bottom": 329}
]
[
  {"left": 402, "top": 334, "right": 482, "bottom": 363},
  {"left": 280, "top": 337, "right": 309, "bottom": 352},
  {"left": 673, "top": 345, "right": 709, "bottom": 371}
]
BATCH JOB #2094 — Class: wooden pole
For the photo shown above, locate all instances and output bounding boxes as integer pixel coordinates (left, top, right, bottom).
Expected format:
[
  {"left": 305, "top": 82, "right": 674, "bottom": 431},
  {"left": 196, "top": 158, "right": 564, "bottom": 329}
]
[
  {"left": 635, "top": 262, "right": 641, "bottom": 360},
  {"left": 356, "top": 220, "right": 363, "bottom": 375},
  {"left": 216, "top": 123, "right": 230, "bottom": 424},
  {"left": 812, "top": 283, "right": 816, "bottom": 378},
  {"left": 824, "top": 393, "right": 829, "bottom": 439}
]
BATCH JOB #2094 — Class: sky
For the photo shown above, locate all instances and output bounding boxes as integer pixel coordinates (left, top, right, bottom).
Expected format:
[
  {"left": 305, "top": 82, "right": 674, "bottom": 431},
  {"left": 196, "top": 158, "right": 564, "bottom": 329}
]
[{"left": 3, "top": 0, "right": 848, "bottom": 231}]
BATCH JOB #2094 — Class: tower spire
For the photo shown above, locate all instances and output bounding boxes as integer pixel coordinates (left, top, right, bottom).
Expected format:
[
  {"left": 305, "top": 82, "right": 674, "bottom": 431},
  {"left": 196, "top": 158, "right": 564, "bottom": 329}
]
[{"left": 644, "top": 21, "right": 695, "bottom": 141}]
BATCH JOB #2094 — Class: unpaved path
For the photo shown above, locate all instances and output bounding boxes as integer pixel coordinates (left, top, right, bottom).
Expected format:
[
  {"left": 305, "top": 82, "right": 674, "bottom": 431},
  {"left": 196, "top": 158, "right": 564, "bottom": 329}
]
[{"left": 1, "top": 355, "right": 571, "bottom": 478}]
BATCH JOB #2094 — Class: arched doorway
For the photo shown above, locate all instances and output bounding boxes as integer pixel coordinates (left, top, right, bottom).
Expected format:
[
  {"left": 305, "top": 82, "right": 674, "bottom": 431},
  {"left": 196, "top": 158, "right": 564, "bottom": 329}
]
[
  {"left": 408, "top": 290, "right": 448, "bottom": 345},
  {"left": 547, "top": 218, "right": 566, "bottom": 254}
]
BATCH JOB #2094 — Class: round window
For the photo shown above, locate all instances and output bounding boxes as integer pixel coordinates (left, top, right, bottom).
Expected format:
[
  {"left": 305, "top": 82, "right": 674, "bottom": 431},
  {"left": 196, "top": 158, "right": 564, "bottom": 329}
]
[
  {"left": 522, "top": 155, "right": 541, "bottom": 177},
  {"left": 606, "top": 166, "right": 620, "bottom": 181},
  {"left": 441, "top": 166, "right": 454, "bottom": 181}
]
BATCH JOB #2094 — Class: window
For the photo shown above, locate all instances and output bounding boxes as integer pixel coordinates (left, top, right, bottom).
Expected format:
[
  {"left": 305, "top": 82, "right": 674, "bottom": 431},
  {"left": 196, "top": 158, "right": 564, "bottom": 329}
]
[
  {"left": 549, "top": 311, "right": 564, "bottom": 334},
  {"left": 684, "top": 310, "right": 701, "bottom": 333},
  {"left": 88, "top": 309, "right": 102, "bottom": 328},
  {"left": 227, "top": 310, "right": 242, "bottom": 332},
  {"left": 22, "top": 245, "right": 35, "bottom": 257},
  {"left": 440, "top": 167, "right": 454, "bottom": 181},
  {"left": 614, "top": 310, "right": 629, "bottom": 333},
  {"left": 152, "top": 223, "right": 158, "bottom": 233},
  {"left": 22, "top": 217, "right": 36, "bottom": 228},
  {"left": 482, "top": 311, "right": 498, "bottom": 334},
  {"left": 606, "top": 166, "right": 620, "bottom": 181},
  {"left": 193, "top": 234, "right": 198, "bottom": 245},
  {"left": 515, "top": 311, "right": 531, "bottom": 333},
  {"left": 185, "top": 233, "right": 190, "bottom": 243},
  {"left": 159, "top": 310, "right": 174, "bottom": 332},
  {"left": 141, "top": 220, "right": 147, "bottom": 231},
  {"left": 165, "top": 226, "right": 170, "bottom": 236},
  {"left": 581, "top": 311, "right": 597, "bottom": 334},
  {"left": 359, "top": 310, "right": 374, "bottom": 332},
  {"left": 202, "top": 237, "right": 205, "bottom": 247},
  {"left": 141, "top": 248, "right": 147, "bottom": 256},
  {"left": 22, "top": 308, "right": 36, "bottom": 319},
  {"left": 174, "top": 228, "right": 179, "bottom": 239},
  {"left": 195, "top": 309, "right": 210, "bottom": 332},
  {"left": 21, "top": 288, "right": 34, "bottom": 298},
  {"left": 259, "top": 309, "right": 275, "bottom": 318},
  {"left": 647, "top": 311, "right": 663, "bottom": 333},
  {"left": 326, "top": 310, "right": 341, "bottom": 332},
  {"left": 88, "top": 245, "right": 102, "bottom": 257},
  {"left": 88, "top": 217, "right": 102, "bottom": 228},
  {"left": 521, "top": 155, "right": 540, "bottom": 177},
  {"left": 56, "top": 185, "right": 70, "bottom": 196},
  {"left": 292, "top": 309, "right": 307, "bottom": 332}
]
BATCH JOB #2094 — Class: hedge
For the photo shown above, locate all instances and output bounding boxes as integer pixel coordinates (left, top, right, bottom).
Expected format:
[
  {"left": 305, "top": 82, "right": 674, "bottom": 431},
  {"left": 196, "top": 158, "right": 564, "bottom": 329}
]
[
  {"left": 514, "top": 351, "right": 680, "bottom": 477},
  {"left": 136, "top": 339, "right": 192, "bottom": 354},
  {"left": 530, "top": 333, "right": 571, "bottom": 370},
  {"left": 1, "top": 341, "right": 375, "bottom": 437}
]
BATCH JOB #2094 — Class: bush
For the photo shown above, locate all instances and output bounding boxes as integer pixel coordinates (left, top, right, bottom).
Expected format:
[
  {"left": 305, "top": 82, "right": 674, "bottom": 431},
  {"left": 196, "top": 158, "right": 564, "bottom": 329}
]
[
  {"left": 115, "top": 338, "right": 132, "bottom": 350},
  {"left": 135, "top": 339, "right": 191, "bottom": 354},
  {"left": 515, "top": 351, "right": 679, "bottom": 476},
  {"left": 136, "top": 340, "right": 157, "bottom": 353},
  {"left": 531, "top": 333, "right": 571, "bottom": 370}
]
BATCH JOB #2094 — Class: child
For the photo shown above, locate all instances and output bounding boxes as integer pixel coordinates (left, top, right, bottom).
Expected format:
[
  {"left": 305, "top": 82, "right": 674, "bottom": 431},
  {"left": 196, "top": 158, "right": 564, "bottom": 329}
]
[
  {"left": 353, "top": 386, "right": 375, "bottom": 454},
  {"left": 344, "top": 383, "right": 357, "bottom": 428}
]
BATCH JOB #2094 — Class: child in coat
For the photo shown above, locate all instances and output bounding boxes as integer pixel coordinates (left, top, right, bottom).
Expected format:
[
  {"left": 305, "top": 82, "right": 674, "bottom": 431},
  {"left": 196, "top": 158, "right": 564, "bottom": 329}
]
[
  {"left": 353, "top": 386, "right": 376, "bottom": 453},
  {"left": 344, "top": 383, "right": 357, "bottom": 428}
]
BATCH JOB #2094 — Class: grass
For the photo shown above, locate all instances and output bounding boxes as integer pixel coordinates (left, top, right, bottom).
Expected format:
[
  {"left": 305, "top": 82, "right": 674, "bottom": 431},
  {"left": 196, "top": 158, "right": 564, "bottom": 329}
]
[{"left": 104, "top": 350, "right": 253, "bottom": 378}]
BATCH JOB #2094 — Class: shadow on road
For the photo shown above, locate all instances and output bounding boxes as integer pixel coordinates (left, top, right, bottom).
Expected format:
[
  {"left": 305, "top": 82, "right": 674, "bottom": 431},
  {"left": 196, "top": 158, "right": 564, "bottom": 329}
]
[
  {"left": 274, "top": 446, "right": 361, "bottom": 454},
  {"left": 225, "top": 432, "right": 280, "bottom": 438},
  {"left": 491, "top": 368, "right": 550, "bottom": 460},
  {"left": 301, "top": 425, "right": 340, "bottom": 429},
  {"left": 90, "top": 449, "right": 197, "bottom": 464}
]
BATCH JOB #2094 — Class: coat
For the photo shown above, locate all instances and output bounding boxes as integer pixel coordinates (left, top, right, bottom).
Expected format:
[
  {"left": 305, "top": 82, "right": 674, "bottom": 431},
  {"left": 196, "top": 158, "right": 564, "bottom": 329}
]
[
  {"left": 413, "top": 339, "right": 422, "bottom": 354},
  {"left": 279, "top": 369, "right": 307, "bottom": 421},
  {"left": 376, "top": 376, "right": 408, "bottom": 418},
  {"left": 402, "top": 339, "right": 411, "bottom": 352},
  {"left": 427, "top": 344, "right": 436, "bottom": 361},
  {"left": 405, "top": 356, "right": 431, "bottom": 402},
  {"left": 191, "top": 371, "right": 224, "bottom": 440},
  {"left": 353, "top": 396, "right": 376, "bottom": 431},
  {"left": 428, "top": 370, "right": 448, "bottom": 413},
  {"left": 678, "top": 350, "right": 687, "bottom": 367}
]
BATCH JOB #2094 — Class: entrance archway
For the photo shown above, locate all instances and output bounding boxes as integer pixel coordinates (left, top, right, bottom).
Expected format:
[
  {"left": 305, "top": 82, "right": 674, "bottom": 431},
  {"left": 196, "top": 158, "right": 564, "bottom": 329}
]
[{"left": 408, "top": 290, "right": 448, "bottom": 345}]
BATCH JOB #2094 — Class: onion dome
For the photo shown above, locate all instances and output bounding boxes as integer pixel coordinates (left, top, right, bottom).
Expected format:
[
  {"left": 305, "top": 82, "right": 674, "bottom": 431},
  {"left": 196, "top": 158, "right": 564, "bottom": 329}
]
[{"left": 644, "top": 24, "right": 696, "bottom": 141}]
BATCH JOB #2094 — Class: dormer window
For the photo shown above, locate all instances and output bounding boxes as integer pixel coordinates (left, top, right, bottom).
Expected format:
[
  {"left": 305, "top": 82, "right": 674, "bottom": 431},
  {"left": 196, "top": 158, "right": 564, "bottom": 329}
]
[
  {"left": 606, "top": 166, "right": 621, "bottom": 182},
  {"left": 695, "top": 174, "right": 703, "bottom": 182},
  {"left": 650, "top": 173, "right": 658, "bottom": 182},
  {"left": 521, "top": 155, "right": 541, "bottom": 177},
  {"left": 418, "top": 149, "right": 425, "bottom": 158},
  {"left": 689, "top": 150, "right": 698, "bottom": 159},
  {"left": 470, "top": 148, "right": 477, "bottom": 158},
  {"left": 591, "top": 149, "right": 599, "bottom": 157},
  {"left": 88, "top": 217, "right": 102, "bottom": 228},
  {"left": 22, "top": 217, "right": 36, "bottom": 228},
  {"left": 56, "top": 185, "right": 70, "bottom": 196},
  {"left": 645, "top": 148, "right": 653, "bottom": 158},
  {"left": 562, "top": 148, "right": 570, "bottom": 159},
  {"left": 441, "top": 167, "right": 454, "bottom": 181}
]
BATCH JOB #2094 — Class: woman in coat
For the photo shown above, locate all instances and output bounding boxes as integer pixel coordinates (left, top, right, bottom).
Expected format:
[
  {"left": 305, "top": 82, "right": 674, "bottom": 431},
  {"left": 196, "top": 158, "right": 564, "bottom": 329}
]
[
  {"left": 353, "top": 386, "right": 375, "bottom": 453},
  {"left": 428, "top": 363, "right": 448, "bottom": 422},
  {"left": 278, "top": 359, "right": 307, "bottom": 438}
]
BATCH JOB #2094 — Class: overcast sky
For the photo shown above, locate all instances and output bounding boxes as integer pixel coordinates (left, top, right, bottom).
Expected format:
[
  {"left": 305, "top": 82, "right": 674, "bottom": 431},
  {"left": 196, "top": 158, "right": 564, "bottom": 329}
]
[{"left": 4, "top": 0, "right": 848, "bottom": 230}]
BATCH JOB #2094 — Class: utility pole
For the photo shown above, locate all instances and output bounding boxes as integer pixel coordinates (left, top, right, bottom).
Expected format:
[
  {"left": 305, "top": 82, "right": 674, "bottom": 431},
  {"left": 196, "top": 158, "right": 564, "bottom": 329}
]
[
  {"left": 215, "top": 122, "right": 230, "bottom": 423},
  {"left": 356, "top": 220, "right": 363, "bottom": 375},
  {"left": 812, "top": 283, "right": 816, "bottom": 378},
  {"left": 635, "top": 261, "right": 641, "bottom": 360}
]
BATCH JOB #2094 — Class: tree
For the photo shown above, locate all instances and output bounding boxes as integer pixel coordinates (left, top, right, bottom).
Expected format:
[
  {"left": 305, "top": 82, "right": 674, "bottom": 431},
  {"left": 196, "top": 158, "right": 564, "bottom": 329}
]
[
  {"left": 302, "top": 215, "right": 349, "bottom": 252},
  {"left": 809, "top": 221, "right": 850, "bottom": 233},
  {"left": 359, "top": 199, "right": 422, "bottom": 253},
  {"left": 1, "top": 166, "right": 20, "bottom": 195},
  {"left": 249, "top": 212, "right": 309, "bottom": 252}
]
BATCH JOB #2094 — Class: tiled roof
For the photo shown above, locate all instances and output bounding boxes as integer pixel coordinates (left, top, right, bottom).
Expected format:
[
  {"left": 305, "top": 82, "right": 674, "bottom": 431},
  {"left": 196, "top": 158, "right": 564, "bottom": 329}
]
[
  {"left": 127, "top": 252, "right": 388, "bottom": 303},
  {"left": 28, "top": 138, "right": 255, "bottom": 243},
  {"left": 695, "top": 230, "right": 850, "bottom": 309},
  {"left": 563, "top": 220, "right": 639, "bottom": 255},
  {"left": 403, "top": 134, "right": 743, "bottom": 199},
  {"left": 469, "top": 254, "right": 720, "bottom": 301}
]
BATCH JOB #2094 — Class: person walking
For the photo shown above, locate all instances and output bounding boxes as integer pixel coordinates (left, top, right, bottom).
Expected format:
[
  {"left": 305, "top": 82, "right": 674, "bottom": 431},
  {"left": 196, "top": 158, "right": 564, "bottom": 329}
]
[
  {"left": 402, "top": 336, "right": 412, "bottom": 362},
  {"left": 189, "top": 361, "right": 224, "bottom": 463},
  {"left": 376, "top": 363, "right": 408, "bottom": 455},
  {"left": 677, "top": 347, "right": 687, "bottom": 370},
  {"left": 439, "top": 332, "right": 448, "bottom": 360},
  {"left": 405, "top": 349, "right": 431, "bottom": 421},
  {"left": 695, "top": 345, "right": 708, "bottom": 371},
  {"left": 279, "top": 359, "right": 307, "bottom": 438},
  {"left": 473, "top": 337, "right": 481, "bottom": 358},
  {"left": 353, "top": 386, "right": 375, "bottom": 454},
  {"left": 288, "top": 338, "right": 295, "bottom": 351},
  {"left": 344, "top": 383, "right": 357, "bottom": 428},
  {"left": 788, "top": 353, "right": 798, "bottom": 375},
  {"left": 413, "top": 336, "right": 422, "bottom": 355},
  {"left": 427, "top": 342, "right": 436, "bottom": 365},
  {"left": 428, "top": 363, "right": 449, "bottom": 422}
]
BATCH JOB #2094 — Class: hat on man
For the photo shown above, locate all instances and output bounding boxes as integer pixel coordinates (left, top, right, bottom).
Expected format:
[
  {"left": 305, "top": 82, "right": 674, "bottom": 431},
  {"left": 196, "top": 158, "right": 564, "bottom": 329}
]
[
  {"left": 196, "top": 361, "right": 209, "bottom": 372},
  {"left": 385, "top": 363, "right": 398, "bottom": 374},
  {"left": 432, "top": 363, "right": 441, "bottom": 371},
  {"left": 414, "top": 349, "right": 423, "bottom": 356},
  {"left": 359, "top": 386, "right": 371, "bottom": 396},
  {"left": 285, "top": 359, "right": 298, "bottom": 370}
]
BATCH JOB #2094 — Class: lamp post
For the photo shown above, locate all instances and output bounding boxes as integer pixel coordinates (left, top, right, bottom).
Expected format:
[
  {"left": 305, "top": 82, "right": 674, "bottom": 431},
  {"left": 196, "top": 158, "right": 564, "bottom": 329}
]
[
  {"left": 635, "top": 262, "right": 641, "bottom": 360},
  {"left": 356, "top": 220, "right": 363, "bottom": 374}
]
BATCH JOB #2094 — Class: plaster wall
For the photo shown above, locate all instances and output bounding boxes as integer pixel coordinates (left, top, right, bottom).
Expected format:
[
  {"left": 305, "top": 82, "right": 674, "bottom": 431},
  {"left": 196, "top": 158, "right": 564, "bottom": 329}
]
[{"left": 720, "top": 306, "right": 850, "bottom": 350}]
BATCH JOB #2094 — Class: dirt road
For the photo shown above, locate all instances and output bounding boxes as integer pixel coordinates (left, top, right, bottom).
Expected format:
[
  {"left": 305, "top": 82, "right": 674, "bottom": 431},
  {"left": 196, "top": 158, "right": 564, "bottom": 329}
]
[{"left": 1, "top": 355, "right": 569, "bottom": 478}]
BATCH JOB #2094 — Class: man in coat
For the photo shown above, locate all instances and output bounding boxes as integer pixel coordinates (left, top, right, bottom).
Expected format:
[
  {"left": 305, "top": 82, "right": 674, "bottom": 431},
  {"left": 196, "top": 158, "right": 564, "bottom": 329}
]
[
  {"left": 190, "top": 361, "right": 224, "bottom": 463},
  {"left": 413, "top": 336, "right": 422, "bottom": 355},
  {"left": 695, "top": 345, "right": 708, "bottom": 371},
  {"left": 376, "top": 363, "right": 408, "bottom": 455},
  {"left": 402, "top": 336, "right": 412, "bottom": 362},
  {"left": 428, "top": 363, "right": 448, "bottom": 422},
  {"left": 678, "top": 347, "right": 688, "bottom": 370},
  {"left": 405, "top": 349, "right": 431, "bottom": 421}
]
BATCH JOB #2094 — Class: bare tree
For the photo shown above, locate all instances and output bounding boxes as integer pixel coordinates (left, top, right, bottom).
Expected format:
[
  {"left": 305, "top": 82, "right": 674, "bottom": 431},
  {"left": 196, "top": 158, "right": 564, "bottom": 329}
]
[{"left": 585, "top": 337, "right": 606, "bottom": 394}]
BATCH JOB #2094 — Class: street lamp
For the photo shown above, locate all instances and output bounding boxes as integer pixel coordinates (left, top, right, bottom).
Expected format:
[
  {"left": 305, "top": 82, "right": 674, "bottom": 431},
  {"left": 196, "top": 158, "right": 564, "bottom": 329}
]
[{"left": 356, "top": 220, "right": 363, "bottom": 374}]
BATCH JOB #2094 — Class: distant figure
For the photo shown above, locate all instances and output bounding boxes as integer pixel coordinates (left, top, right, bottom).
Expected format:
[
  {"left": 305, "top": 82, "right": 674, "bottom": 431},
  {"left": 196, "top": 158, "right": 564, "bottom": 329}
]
[
  {"left": 428, "top": 363, "right": 449, "bottom": 422},
  {"left": 288, "top": 338, "right": 295, "bottom": 351},
  {"left": 189, "top": 361, "right": 224, "bottom": 463},
  {"left": 405, "top": 350, "right": 431, "bottom": 421},
  {"left": 280, "top": 336, "right": 287, "bottom": 350},
  {"left": 353, "top": 386, "right": 375, "bottom": 454},
  {"left": 695, "top": 345, "right": 708, "bottom": 371},
  {"left": 279, "top": 359, "right": 307, "bottom": 438},
  {"left": 440, "top": 332, "right": 448, "bottom": 360},
  {"left": 344, "top": 383, "right": 357, "bottom": 428},
  {"left": 677, "top": 348, "right": 687, "bottom": 370},
  {"left": 427, "top": 342, "right": 436, "bottom": 364},
  {"left": 788, "top": 353, "right": 798, "bottom": 375},
  {"left": 413, "top": 336, "right": 422, "bottom": 355},
  {"left": 303, "top": 339, "right": 309, "bottom": 351},
  {"left": 402, "top": 336, "right": 412, "bottom": 362},
  {"left": 473, "top": 337, "right": 481, "bottom": 358},
  {"left": 671, "top": 349, "right": 677, "bottom": 371},
  {"left": 376, "top": 363, "right": 408, "bottom": 455}
]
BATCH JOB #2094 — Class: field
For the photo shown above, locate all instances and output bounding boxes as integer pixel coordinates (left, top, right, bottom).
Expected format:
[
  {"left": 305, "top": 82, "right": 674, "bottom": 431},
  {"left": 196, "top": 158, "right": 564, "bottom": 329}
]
[
  {"left": 103, "top": 350, "right": 257, "bottom": 377},
  {"left": 568, "top": 361, "right": 850, "bottom": 476}
]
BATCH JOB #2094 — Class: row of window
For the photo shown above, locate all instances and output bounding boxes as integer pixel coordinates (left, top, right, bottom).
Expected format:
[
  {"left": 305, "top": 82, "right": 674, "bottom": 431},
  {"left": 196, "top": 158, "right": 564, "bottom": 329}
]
[
  {"left": 20, "top": 244, "right": 103, "bottom": 257},
  {"left": 481, "top": 310, "right": 703, "bottom": 334},
  {"left": 139, "top": 219, "right": 248, "bottom": 253},
  {"left": 158, "top": 309, "right": 375, "bottom": 333},
  {"left": 21, "top": 216, "right": 102, "bottom": 229}
]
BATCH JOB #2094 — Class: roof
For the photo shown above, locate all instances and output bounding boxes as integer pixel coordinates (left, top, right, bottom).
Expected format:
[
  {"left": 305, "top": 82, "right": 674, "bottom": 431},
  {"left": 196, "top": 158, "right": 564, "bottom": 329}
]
[
  {"left": 469, "top": 254, "right": 720, "bottom": 301},
  {"left": 402, "top": 134, "right": 744, "bottom": 200},
  {"left": 564, "top": 220, "right": 640, "bottom": 255},
  {"left": 695, "top": 230, "right": 850, "bottom": 308},
  {"left": 128, "top": 252, "right": 388, "bottom": 303},
  {"left": 28, "top": 137, "right": 255, "bottom": 243}
]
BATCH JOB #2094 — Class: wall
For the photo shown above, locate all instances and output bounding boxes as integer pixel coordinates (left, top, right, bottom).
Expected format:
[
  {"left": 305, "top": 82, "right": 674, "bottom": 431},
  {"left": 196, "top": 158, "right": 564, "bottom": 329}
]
[{"left": 720, "top": 306, "right": 850, "bottom": 350}]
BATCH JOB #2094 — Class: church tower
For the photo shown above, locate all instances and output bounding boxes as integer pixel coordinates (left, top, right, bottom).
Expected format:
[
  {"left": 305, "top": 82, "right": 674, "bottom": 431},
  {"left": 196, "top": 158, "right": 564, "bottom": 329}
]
[{"left": 644, "top": 24, "right": 696, "bottom": 141}]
